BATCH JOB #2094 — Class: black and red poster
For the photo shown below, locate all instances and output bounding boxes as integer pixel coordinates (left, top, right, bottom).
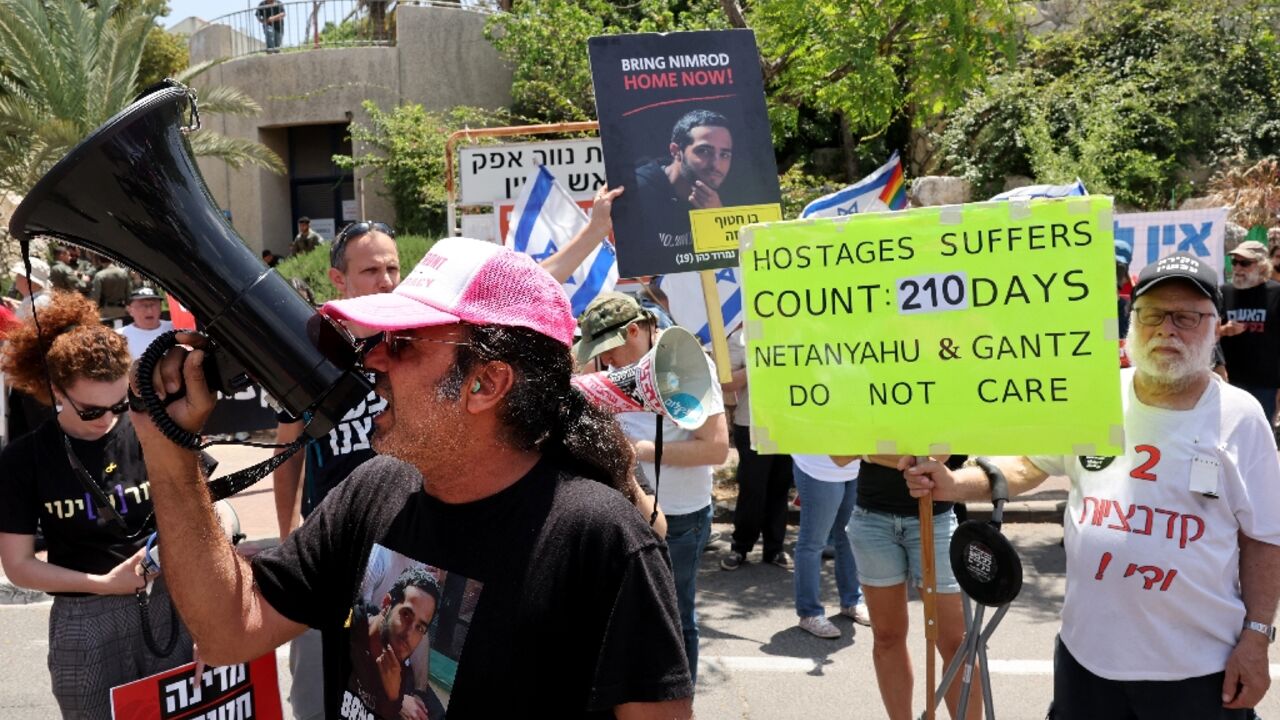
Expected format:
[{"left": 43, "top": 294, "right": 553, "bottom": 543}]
[{"left": 589, "top": 29, "right": 782, "bottom": 277}]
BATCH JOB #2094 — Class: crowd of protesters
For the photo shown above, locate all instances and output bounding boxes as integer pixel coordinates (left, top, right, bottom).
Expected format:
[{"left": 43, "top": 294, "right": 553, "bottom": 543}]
[{"left": 0, "top": 195, "right": 1277, "bottom": 720}]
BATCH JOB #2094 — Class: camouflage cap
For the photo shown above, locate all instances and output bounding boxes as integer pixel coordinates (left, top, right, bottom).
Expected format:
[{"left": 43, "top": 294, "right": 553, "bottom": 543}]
[{"left": 575, "top": 292, "right": 648, "bottom": 364}]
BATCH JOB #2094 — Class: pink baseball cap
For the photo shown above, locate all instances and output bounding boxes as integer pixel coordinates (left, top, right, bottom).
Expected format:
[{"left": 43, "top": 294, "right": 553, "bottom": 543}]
[{"left": 321, "top": 237, "right": 576, "bottom": 347}]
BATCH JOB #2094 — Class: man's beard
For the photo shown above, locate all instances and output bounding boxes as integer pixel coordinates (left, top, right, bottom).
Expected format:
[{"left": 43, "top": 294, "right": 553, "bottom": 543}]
[
  {"left": 1126, "top": 322, "right": 1214, "bottom": 391},
  {"left": 372, "top": 364, "right": 469, "bottom": 469},
  {"left": 1231, "top": 265, "right": 1268, "bottom": 289},
  {"left": 678, "top": 152, "right": 721, "bottom": 190}
]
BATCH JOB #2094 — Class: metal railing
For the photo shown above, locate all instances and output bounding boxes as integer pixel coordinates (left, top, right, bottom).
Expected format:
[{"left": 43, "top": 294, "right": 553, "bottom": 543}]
[{"left": 206, "top": 1, "right": 494, "bottom": 60}]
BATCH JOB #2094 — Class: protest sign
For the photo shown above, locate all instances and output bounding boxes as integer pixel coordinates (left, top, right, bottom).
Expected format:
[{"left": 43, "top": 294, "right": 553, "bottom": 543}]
[
  {"left": 111, "top": 654, "right": 281, "bottom": 720},
  {"left": 1117, "top": 207, "right": 1229, "bottom": 282},
  {"left": 588, "top": 29, "right": 782, "bottom": 277},
  {"left": 459, "top": 138, "right": 605, "bottom": 205},
  {"left": 740, "top": 198, "right": 1123, "bottom": 456}
]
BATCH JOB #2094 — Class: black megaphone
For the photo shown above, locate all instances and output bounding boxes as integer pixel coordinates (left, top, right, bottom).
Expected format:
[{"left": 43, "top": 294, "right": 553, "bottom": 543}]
[{"left": 8, "top": 80, "right": 369, "bottom": 439}]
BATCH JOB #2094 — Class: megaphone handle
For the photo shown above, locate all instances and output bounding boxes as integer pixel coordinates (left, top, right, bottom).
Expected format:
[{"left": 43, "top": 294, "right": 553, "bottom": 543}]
[
  {"left": 133, "top": 330, "right": 202, "bottom": 449},
  {"left": 649, "top": 414, "right": 663, "bottom": 526}
]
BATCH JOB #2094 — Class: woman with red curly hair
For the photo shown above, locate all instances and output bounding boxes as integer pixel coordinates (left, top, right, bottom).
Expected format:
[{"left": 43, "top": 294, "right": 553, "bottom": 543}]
[{"left": 0, "top": 291, "right": 194, "bottom": 718}]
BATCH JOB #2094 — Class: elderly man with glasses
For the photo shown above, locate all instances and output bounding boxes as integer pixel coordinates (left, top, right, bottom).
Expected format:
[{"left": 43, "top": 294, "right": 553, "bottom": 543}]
[{"left": 907, "top": 253, "right": 1280, "bottom": 719}]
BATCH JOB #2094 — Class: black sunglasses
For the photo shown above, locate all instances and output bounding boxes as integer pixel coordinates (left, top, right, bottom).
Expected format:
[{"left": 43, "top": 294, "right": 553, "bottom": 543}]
[
  {"left": 1234, "top": 257, "right": 1257, "bottom": 268},
  {"left": 59, "top": 386, "right": 129, "bottom": 421},
  {"left": 356, "top": 331, "right": 470, "bottom": 360},
  {"left": 330, "top": 221, "right": 396, "bottom": 268}
]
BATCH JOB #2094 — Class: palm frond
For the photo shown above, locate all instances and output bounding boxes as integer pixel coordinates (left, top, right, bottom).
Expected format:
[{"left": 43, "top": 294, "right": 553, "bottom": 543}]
[
  {"left": 192, "top": 84, "right": 262, "bottom": 116},
  {"left": 187, "top": 131, "right": 286, "bottom": 174},
  {"left": 0, "top": 0, "right": 282, "bottom": 193},
  {"left": 174, "top": 57, "right": 229, "bottom": 84}
]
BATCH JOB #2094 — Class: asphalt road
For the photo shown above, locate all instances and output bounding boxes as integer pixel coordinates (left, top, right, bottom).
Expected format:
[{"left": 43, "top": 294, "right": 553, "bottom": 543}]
[{"left": 4, "top": 523, "right": 1279, "bottom": 718}]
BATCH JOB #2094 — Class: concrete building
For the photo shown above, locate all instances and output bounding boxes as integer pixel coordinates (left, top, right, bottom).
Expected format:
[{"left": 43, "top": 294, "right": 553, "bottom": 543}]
[{"left": 187, "top": 3, "right": 512, "bottom": 253}]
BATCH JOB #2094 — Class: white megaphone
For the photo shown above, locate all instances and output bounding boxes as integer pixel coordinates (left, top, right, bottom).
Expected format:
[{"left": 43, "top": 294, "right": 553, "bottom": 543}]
[{"left": 572, "top": 326, "right": 716, "bottom": 430}]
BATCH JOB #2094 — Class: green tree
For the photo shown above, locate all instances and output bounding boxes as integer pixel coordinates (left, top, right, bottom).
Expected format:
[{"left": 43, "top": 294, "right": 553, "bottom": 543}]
[
  {"left": 747, "top": 0, "right": 1019, "bottom": 176},
  {"left": 940, "top": 0, "right": 1280, "bottom": 208},
  {"left": 485, "top": 0, "right": 727, "bottom": 123},
  {"left": 137, "top": 23, "right": 188, "bottom": 88},
  {"left": 486, "top": 0, "right": 1017, "bottom": 185},
  {"left": 0, "top": 0, "right": 282, "bottom": 197},
  {"left": 334, "top": 101, "right": 514, "bottom": 236}
]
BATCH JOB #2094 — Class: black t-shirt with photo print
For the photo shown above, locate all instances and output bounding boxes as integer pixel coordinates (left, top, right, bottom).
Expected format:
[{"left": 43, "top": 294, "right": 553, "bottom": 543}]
[
  {"left": 1219, "top": 281, "right": 1280, "bottom": 388},
  {"left": 0, "top": 415, "right": 217, "bottom": 595},
  {"left": 251, "top": 454, "right": 691, "bottom": 719}
]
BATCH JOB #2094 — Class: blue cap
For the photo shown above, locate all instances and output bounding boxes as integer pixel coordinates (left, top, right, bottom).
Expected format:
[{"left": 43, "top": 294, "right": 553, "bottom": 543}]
[{"left": 1115, "top": 236, "right": 1133, "bottom": 266}]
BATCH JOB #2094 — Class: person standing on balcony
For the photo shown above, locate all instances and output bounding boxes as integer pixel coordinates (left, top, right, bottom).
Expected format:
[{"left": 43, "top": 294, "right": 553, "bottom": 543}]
[{"left": 256, "top": 0, "right": 285, "bottom": 53}]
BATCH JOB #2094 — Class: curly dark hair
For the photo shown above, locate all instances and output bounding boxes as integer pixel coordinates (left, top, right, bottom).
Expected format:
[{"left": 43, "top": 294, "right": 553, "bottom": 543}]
[
  {"left": 387, "top": 567, "right": 441, "bottom": 608},
  {"left": 0, "top": 291, "right": 132, "bottom": 405},
  {"left": 446, "top": 323, "right": 637, "bottom": 500},
  {"left": 670, "top": 109, "right": 732, "bottom": 150}
]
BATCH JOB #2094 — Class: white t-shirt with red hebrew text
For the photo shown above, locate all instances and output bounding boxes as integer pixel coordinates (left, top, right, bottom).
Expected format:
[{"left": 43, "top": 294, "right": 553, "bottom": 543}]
[{"left": 1030, "top": 369, "right": 1280, "bottom": 681}]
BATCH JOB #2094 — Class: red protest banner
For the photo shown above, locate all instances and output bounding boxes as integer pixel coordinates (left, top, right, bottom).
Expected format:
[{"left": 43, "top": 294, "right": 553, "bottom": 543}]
[
  {"left": 111, "top": 654, "right": 281, "bottom": 720},
  {"left": 165, "top": 293, "right": 196, "bottom": 330}
]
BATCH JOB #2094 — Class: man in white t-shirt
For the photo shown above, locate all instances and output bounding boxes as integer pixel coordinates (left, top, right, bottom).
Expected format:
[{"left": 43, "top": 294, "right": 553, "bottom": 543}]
[
  {"left": 576, "top": 292, "right": 728, "bottom": 686},
  {"left": 117, "top": 287, "right": 173, "bottom": 357},
  {"left": 909, "top": 253, "right": 1280, "bottom": 719}
]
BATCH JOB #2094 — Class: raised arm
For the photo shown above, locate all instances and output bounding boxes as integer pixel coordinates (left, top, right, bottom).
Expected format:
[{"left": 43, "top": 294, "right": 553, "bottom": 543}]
[
  {"left": 539, "top": 186, "right": 623, "bottom": 283},
  {"left": 132, "top": 336, "right": 306, "bottom": 664}
]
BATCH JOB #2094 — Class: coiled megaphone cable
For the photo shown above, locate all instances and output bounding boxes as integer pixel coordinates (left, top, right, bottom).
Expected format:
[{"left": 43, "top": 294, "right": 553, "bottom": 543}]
[{"left": 131, "top": 329, "right": 306, "bottom": 501}]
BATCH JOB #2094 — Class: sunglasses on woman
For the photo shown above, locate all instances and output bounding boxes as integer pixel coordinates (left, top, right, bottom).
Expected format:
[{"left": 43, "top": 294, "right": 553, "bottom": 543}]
[{"left": 59, "top": 386, "right": 129, "bottom": 421}]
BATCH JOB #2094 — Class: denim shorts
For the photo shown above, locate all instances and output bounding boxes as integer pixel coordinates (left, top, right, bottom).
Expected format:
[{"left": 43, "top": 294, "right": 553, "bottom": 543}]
[{"left": 848, "top": 505, "right": 960, "bottom": 593}]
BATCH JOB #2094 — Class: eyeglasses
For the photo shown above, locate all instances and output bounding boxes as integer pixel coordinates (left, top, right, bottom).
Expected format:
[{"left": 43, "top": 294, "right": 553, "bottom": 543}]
[
  {"left": 1133, "top": 307, "right": 1217, "bottom": 330},
  {"left": 357, "top": 331, "right": 470, "bottom": 360},
  {"left": 58, "top": 386, "right": 129, "bottom": 421},
  {"left": 330, "top": 221, "right": 396, "bottom": 268},
  {"left": 1233, "top": 258, "right": 1257, "bottom": 267}
]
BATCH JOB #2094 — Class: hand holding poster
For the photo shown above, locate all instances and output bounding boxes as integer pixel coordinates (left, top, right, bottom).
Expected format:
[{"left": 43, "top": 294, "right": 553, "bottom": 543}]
[
  {"left": 111, "top": 654, "right": 281, "bottom": 720},
  {"left": 740, "top": 198, "right": 1123, "bottom": 456},
  {"left": 588, "top": 29, "right": 782, "bottom": 277}
]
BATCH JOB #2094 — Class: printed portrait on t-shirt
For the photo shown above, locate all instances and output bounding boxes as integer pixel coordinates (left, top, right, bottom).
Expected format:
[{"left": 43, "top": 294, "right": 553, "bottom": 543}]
[{"left": 341, "top": 544, "right": 482, "bottom": 720}]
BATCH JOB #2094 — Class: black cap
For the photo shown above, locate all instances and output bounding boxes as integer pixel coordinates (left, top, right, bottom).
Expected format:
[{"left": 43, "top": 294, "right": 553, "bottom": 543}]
[
  {"left": 129, "top": 286, "right": 161, "bottom": 301},
  {"left": 1132, "top": 253, "right": 1221, "bottom": 305}
]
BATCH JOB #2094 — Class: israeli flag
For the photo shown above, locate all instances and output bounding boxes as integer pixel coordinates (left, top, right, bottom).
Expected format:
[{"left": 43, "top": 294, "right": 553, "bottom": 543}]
[
  {"left": 990, "top": 179, "right": 1087, "bottom": 200},
  {"left": 505, "top": 166, "right": 617, "bottom": 316},
  {"left": 800, "top": 151, "right": 902, "bottom": 218},
  {"left": 654, "top": 267, "right": 743, "bottom": 346}
]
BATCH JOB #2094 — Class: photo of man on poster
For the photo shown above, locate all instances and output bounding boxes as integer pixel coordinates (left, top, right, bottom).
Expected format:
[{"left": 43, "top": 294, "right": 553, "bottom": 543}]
[
  {"left": 632, "top": 109, "right": 736, "bottom": 249},
  {"left": 589, "top": 29, "right": 782, "bottom": 277},
  {"left": 348, "top": 565, "right": 449, "bottom": 719}
]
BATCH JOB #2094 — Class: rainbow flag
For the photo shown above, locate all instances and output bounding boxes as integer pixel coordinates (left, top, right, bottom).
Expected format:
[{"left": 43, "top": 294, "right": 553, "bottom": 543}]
[
  {"left": 877, "top": 153, "right": 907, "bottom": 210},
  {"left": 800, "top": 151, "right": 908, "bottom": 218}
]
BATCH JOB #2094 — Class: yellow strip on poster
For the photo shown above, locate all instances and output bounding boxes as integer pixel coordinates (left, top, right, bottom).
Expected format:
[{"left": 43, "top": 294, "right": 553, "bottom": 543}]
[
  {"left": 739, "top": 197, "right": 1123, "bottom": 456},
  {"left": 690, "top": 203, "right": 783, "bottom": 254}
]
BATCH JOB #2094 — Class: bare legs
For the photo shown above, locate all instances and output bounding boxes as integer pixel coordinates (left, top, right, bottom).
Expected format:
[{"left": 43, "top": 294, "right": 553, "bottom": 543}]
[{"left": 864, "top": 584, "right": 983, "bottom": 720}]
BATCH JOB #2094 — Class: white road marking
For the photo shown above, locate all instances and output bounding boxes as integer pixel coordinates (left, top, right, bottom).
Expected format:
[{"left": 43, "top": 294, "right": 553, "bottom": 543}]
[{"left": 702, "top": 657, "right": 1280, "bottom": 678}]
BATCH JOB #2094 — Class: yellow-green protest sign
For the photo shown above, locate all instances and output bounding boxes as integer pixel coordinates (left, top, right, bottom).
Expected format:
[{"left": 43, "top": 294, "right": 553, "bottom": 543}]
[
  {"left": 690, "top": 203, "right": 783, "bottom": 254},
  {"left": 739, "top": 197, "right": 1123, "bottom": 456}
]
